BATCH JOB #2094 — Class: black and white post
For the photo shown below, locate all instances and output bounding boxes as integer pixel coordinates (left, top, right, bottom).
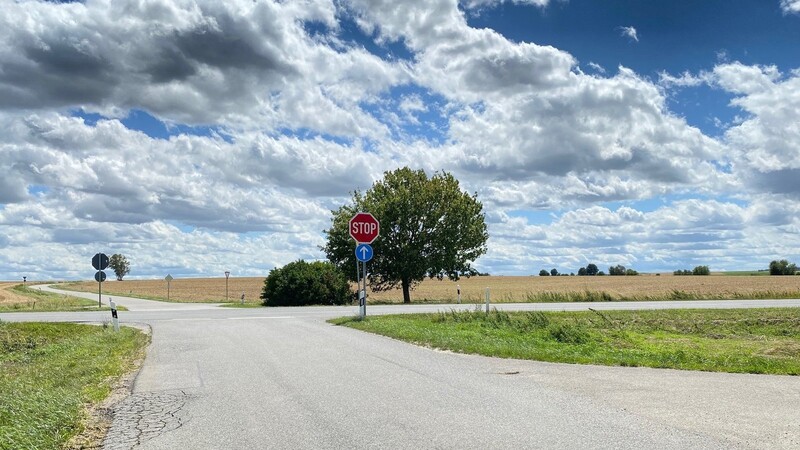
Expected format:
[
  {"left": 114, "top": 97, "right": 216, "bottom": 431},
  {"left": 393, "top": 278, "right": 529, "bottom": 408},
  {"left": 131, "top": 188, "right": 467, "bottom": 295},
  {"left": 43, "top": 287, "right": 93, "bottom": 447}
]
[{"left": 110, "top": 298, "right": 119, "bottom": 332}]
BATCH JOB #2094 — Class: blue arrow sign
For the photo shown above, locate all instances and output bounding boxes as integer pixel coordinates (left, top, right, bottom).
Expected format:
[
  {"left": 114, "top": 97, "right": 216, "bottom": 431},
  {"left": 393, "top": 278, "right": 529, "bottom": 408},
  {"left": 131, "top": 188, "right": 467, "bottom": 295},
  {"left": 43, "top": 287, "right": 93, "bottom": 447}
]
[{"left": 355, "top": 243, "right": 373, "bottom": 262}]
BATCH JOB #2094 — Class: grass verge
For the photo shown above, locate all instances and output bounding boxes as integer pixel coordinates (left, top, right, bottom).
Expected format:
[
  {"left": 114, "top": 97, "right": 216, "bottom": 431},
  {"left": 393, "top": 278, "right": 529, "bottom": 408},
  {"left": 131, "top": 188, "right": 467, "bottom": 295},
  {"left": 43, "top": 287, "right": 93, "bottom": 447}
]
[
  {"left": 0, "top": 322, "right": 149, "bottom": 449},
  {"left": 0, "top": 285, "right": 121, "bottom": 313},
  {"left": 331, "top": 308, "right": 800, "bottom": 375},
  {"left": 219, "top": 302, "right": 264, "bottom": 308}
]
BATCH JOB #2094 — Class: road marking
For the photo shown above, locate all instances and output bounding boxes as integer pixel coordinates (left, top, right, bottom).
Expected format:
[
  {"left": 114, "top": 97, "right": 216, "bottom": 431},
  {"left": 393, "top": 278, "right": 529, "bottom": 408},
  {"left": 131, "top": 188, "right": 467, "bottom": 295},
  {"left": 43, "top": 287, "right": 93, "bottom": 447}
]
[{"left": 227, "top": 316, "right": 294, "bottom": 320}]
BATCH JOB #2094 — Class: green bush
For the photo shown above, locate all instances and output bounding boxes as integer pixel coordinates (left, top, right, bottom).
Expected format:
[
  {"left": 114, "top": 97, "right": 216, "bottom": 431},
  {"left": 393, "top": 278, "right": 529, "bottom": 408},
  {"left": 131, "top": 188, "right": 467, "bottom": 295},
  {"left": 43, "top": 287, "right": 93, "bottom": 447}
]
[
  {"left": 261, "top": 260, "right": 351, "bottom": 306},
  {"left": 770, "top": 260, "right": 798, "bottom": 276}
]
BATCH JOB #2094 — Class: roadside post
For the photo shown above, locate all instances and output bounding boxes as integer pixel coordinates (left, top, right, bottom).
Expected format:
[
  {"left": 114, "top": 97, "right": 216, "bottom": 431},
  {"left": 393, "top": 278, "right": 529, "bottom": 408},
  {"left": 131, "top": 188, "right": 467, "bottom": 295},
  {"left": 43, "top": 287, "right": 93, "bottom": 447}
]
[
  {"left": 457, "top": 284, "right": 461, "bottom": 304},
  {"left": 92, "top": 252, "right": 109, "bottom": 307},
  {"left": 110, "top": 298, "right": 120, "bottom": 332},
  {"left": 224, "top": 271, "right": 230, "bottom": 302},
  {"left": 165, "top": 274, "right": 173, "bottom": 301},
  {"left": 350, "top": 212, "right": 379, "bottom": 320},
  {"left": 241, "top": 291, "right": 245, "bottom": 305},
  {"left": 485, "top": 287, "right": 490, "bottom": 313}
]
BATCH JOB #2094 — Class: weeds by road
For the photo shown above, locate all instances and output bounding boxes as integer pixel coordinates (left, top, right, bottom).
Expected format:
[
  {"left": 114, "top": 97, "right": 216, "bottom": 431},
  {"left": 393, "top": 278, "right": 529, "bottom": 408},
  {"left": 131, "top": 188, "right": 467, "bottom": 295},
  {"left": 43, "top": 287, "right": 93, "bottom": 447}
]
[
  {"left": 332, "top": 308, "right": 800, "bottom": 375},
  {"left": 0, "top": 322, "right": 149, "bottom": 449}
]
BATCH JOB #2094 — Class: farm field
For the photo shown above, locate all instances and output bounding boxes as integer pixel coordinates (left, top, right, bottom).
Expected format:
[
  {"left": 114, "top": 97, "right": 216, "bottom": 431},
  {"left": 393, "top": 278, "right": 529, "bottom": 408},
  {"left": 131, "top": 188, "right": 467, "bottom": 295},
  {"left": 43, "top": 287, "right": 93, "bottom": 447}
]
[{"left": 60, "top": 273, "right": 800, "bottom": 304}]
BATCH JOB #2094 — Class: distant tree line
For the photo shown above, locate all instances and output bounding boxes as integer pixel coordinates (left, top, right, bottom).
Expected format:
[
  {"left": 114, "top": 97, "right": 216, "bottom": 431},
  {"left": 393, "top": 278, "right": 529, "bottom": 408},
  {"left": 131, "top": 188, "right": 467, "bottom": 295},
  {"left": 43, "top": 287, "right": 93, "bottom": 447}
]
[
  {"left": 539, "top": 263, "right": 638, "bottom": 276},
  {"left": 674, "top": 265, "right": 710, "bottom": 276}
]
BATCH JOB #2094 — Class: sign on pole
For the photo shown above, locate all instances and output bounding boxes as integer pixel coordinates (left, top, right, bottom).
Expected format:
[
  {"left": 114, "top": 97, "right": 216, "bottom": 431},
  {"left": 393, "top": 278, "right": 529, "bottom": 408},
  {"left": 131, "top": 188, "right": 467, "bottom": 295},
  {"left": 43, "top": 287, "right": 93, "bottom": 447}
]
[
  {"left": 349, "top": 212, "right": 380, "bottom": 244},
  {"left": 355, "top": 243, "right": 373, "bottom": 262},
  {"left": 165, "top": 274, "right": 173, "bottom": 302},
  {"left": 92, "top": 253, "right": 109, "bottom": 270},
  {"left": 349, "top": 213, "right": 380, "bottom": 319},
  {"left": 91, "top": 253, "right": 108, "bottom": 308}
]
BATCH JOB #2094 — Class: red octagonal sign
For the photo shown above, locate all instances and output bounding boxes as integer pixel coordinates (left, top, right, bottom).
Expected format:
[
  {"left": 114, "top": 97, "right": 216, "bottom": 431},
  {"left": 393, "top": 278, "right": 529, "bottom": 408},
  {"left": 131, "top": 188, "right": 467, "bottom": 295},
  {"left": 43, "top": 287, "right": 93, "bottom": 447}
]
[{"left": 349, "top": 212, "right": 380, "bottom": 244}]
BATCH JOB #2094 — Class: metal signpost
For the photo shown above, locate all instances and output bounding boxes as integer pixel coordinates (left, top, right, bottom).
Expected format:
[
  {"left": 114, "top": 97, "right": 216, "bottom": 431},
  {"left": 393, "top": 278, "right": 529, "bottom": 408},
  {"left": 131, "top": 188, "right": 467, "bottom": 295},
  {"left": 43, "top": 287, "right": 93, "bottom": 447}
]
[
  {"left": 165, "top": 274, "right": 173, "bottom": 301},
  {"left": 92, "top": 252, "right": 109, "bottom": 307},
  {"left": 349, "top": 212, "right": 379, "bottom": 319},
  {"left": 225, "top": 271, "right": 231, "bottom": 302}
]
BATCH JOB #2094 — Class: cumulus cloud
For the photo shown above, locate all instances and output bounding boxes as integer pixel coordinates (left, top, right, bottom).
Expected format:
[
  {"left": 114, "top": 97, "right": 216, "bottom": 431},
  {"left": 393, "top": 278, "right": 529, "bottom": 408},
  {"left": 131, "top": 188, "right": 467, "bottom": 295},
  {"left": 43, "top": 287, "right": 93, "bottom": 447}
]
[
  {"left": 780, "top": 0, "right": 800, "bottom": 14},
  {"left": 618, "top": 26, "right": 639, "bottom": 42},
  {"left": 0, "top": 0, "right": 795, "bottom": 279}
]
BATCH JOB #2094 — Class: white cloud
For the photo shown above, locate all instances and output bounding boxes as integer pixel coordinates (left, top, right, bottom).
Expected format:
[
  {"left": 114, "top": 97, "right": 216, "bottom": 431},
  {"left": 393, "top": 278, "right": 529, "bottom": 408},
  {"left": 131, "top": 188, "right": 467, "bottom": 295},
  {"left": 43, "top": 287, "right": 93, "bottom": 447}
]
[
  {"left": 618, "top": 26, "right": 639, "bottom": 42},
  {"left": 780, "top": 0, "right": 800, "bottom": 14},
  {"left": 0, "top": 0, "right": 796, "bottom": 279}
]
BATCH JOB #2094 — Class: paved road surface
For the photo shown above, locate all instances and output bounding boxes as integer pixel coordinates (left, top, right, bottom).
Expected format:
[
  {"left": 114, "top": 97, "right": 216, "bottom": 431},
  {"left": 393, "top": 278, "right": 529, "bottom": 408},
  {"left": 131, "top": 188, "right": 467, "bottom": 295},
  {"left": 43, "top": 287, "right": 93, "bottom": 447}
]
[{"left": 3, "top": 286, "right": 800, "bottom": 449}]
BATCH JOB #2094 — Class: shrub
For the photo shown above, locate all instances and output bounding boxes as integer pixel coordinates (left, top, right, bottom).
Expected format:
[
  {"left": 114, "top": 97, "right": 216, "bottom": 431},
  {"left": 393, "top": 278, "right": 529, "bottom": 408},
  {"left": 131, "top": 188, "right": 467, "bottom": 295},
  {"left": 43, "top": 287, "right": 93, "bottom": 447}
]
[
  {"left": 261, "top": 260, "right": 351, "bottom": 306},
  {"left": 539, "top": 269, "right": 550, "bottom": 276},
  {"left": 770, "top": 260, "right": 798, "bottom": 276}
]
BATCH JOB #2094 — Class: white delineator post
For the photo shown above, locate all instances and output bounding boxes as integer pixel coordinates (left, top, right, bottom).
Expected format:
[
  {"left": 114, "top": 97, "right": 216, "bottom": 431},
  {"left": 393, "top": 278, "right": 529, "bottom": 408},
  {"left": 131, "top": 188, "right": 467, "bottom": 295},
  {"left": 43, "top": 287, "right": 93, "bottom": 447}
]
[
  {"left": 110, "top": 299, "right": 120, "bottom": 332},
  {"left": 485, "top": 287, "right": 490, "bottom": 313},
  {"left": 457, "top": 284, "right": 461, "bottom": 304}
]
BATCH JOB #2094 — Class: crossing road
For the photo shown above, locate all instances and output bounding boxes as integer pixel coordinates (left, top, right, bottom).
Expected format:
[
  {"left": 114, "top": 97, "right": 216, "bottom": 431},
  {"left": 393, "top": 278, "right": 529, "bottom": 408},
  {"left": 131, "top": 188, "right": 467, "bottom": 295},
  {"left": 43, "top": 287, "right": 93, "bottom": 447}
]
[{"left": 3, "top": 286, "right": 800, "bottom": 449}]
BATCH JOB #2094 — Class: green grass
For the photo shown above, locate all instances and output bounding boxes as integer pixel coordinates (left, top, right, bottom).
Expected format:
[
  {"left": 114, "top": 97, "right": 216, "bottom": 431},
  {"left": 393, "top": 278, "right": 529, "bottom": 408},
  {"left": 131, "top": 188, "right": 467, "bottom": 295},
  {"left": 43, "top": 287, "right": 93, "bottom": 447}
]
[
  {"left": 1, "top": 285, "right": 122, "bottom": 313},
  {"left": 219, "top": 302, "right": 264, "bottom": 308},
  {"left": 331, "top": 308, "right": 800, "bottom": 375},
  {"left": 0, "top": 322, "right": 149, "bottom": 449},
  {"left": 370, "top": 289, "right": 800, "bottom": 304}
]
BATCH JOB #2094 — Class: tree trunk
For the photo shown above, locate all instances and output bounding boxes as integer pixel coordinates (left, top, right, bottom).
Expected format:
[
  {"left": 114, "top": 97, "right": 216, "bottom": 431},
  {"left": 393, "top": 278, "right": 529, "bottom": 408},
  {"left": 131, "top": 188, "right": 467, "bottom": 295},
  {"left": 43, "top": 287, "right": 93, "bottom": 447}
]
[{"left": 402, "top": 278, "right": 411, "bottom": 304}]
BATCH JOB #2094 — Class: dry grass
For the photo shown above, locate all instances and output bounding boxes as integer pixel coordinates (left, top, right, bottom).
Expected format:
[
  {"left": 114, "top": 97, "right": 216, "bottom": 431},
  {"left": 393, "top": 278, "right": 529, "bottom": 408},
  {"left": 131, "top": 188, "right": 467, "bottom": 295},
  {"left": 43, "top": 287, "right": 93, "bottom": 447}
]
[
  {"left": 59, "top": 274, "right": 800, "bottom": 304},
  {"left": 0, "top": 282, "right": 34, "bottom": 305}
]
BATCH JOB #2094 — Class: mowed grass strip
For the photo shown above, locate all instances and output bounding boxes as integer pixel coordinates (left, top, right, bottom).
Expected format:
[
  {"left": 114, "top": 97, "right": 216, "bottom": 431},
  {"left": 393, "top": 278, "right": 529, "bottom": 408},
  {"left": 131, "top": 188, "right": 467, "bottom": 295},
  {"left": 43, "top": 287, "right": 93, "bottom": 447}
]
[
  {"left": 0, "top": 322, "right": 149, "bottom": 449},
  {"left": 0, "top": 284, "right": 107, "bottom": 313},
  {"left": 331, "top": 308, "right": 800, "bottom": 375}
]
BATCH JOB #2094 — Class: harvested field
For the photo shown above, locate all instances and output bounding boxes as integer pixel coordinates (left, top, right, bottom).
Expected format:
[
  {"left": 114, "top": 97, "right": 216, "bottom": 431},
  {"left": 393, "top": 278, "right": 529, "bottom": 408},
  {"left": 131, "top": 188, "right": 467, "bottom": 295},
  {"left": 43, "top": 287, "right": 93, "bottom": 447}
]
[
  {"left": 0, "top": 282, "right": 99, "bottom": 312},
  {"left": 0, "top": 282, "right": 34, "bottom": 305},
  {"left": 60, "top": 274, "right": 800, "bottom": 304}
]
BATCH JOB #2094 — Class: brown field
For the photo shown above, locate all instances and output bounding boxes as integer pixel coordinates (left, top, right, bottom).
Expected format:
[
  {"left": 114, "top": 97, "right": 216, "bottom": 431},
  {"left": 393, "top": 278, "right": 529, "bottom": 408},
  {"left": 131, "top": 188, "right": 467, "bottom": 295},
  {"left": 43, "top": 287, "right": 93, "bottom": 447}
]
[
  {"left": 0, "top": 282, "right": 33, "bottom": 305},
  {"left": 60, "top": 273, "right": 800, "bottom": 304}
]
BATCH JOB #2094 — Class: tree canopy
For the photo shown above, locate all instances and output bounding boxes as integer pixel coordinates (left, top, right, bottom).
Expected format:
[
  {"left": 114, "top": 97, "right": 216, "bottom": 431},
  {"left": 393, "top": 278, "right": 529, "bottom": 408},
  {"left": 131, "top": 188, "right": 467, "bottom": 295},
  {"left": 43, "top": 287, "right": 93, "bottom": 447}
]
[
  {"left": 323, "top": 167, "right": 488, "bottom": 303},
  {"left": 108, "top": 254, "right": 130, "bottom": 281},
  {"left": 770, "top": 260, "right": 797, "bottom": 275}
]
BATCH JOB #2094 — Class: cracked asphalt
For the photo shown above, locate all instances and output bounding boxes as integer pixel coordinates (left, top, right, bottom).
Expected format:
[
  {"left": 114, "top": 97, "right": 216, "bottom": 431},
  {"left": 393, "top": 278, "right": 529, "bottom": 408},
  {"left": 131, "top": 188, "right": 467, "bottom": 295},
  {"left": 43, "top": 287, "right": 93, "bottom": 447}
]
[{"left": 103, "top": 391, "right": 189, "bottom": 449}]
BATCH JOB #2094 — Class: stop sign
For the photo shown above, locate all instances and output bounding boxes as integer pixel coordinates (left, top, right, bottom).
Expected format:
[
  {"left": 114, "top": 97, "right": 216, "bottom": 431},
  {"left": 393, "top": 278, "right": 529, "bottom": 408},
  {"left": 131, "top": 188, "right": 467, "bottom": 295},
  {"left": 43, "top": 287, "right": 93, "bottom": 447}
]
[{"left": 349, "top": 212, "right": 380, "bottom": 244}]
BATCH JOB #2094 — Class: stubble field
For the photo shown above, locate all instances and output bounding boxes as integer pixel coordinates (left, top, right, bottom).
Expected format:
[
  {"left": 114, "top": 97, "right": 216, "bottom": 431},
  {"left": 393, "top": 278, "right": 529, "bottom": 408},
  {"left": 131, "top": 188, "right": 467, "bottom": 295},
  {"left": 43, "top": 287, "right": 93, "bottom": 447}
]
[{"left": 61, "top": 274, "right": 800, "bottom": 304}]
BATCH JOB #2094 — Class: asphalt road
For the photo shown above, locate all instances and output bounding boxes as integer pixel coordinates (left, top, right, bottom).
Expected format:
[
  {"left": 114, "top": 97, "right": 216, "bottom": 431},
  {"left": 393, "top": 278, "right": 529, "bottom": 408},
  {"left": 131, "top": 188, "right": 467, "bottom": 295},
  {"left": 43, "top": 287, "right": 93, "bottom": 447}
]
[{"left": 3, "top": 287, "right": 800, "bottom": 449}]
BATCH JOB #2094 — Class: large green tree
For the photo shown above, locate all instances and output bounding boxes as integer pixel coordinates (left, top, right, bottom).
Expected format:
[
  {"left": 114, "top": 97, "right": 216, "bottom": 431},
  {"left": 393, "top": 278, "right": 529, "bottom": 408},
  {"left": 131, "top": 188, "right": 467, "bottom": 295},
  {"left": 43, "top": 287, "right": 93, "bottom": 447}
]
[
  {"left": 323, "top": 167, "right": 488, "bottom": 304},
  {"left": 108, "top": 254, "right": 130, "bottom": 281}
]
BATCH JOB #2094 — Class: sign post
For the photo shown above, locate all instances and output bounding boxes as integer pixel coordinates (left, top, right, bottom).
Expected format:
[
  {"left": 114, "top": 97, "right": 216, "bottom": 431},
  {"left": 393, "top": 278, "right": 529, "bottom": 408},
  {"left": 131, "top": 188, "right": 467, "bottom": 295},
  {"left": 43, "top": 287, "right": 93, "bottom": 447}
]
[
  {"left": 349, "top": 213, "right": 380, "bottom": 319},
  {"left": 165, "top": 274, "right": 173, "bottom": 302},
  {"left": 92, "top": 253, "right": 109, "bottom": 308},
  {"left": 224, "top": 271, "right": 230, "bottom": 302}
]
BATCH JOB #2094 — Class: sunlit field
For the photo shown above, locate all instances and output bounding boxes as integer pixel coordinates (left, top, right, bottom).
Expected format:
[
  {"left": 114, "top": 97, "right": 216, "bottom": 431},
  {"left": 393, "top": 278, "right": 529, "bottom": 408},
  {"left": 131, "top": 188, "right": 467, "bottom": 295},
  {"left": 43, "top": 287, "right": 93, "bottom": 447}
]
[{"left": 60, "top": 273, "right": 800, "bottom": 304}]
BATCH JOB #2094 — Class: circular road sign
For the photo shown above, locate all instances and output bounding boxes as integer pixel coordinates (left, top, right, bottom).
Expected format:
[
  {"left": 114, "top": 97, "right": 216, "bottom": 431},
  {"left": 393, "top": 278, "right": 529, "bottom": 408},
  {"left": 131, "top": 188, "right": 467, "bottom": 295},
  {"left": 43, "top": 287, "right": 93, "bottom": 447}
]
[
  {"left": 92, "top": 253, "right": 109, "bottom": 270},
  {"left": 349, "top": 212, "right": 380, "bottom": 244},
  {"left": 95, "top": 270, "right": 107, "bottom": 282},
  {"left": 355, "top": 243, "right": 373, "bottom": 262}
]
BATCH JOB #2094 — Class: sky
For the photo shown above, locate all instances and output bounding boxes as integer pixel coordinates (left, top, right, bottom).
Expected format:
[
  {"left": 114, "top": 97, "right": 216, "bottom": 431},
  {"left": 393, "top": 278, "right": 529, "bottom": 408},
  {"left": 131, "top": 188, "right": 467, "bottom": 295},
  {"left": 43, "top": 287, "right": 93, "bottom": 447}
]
[{"left": 1, "top": 0, "right": 799, "bottom": 280}]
